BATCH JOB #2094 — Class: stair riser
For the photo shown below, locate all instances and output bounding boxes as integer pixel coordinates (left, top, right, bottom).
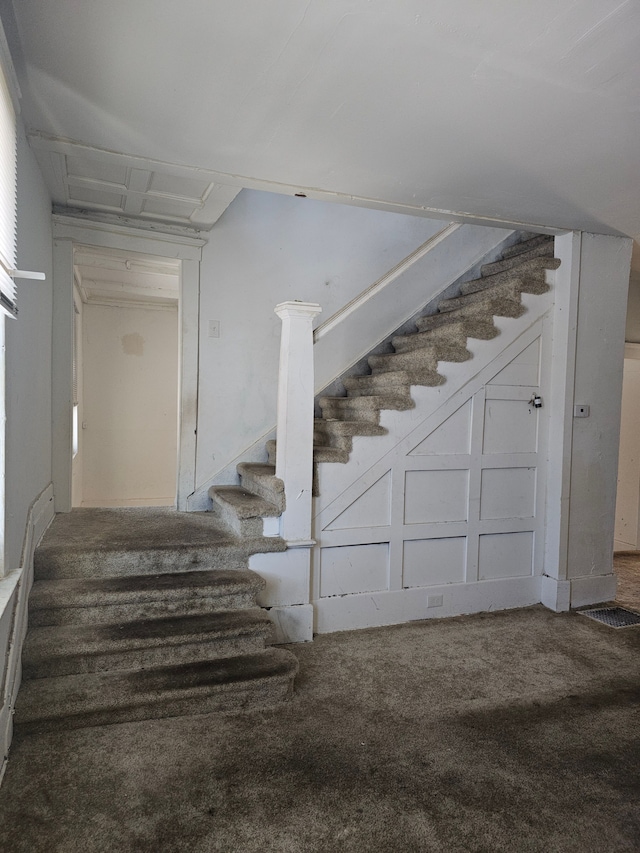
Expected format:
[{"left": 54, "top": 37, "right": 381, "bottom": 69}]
[
  {"left": 211, "top": 502, "right": 264, "bottom": 538},
  {"left": 392, "top": 328, "right": 467, "bottom": 353},
  {"left": 415, "top": 313, "right": 498, "bottom": 338},
  {"left": 236, "top": 467, "right": 286, "bottom": 513},
  {"left": 29, "top": 592, "right": 260, "bottom": 627},
  {"left": 368, "top": 350, "right": 439, "bottom": 373},
  {"left": 320, "top": 396, "right": 414, "bottom": 421},
  {"left": 313, "top": 447, "right": 350, "bottom": 463},
  {"left": 15, "top": 674, "right": 296, "bottom": 734},
  {"left": 438, "top": 293, "right": 524, "bottom": 317},
  {"left": 320, "top": 402, "right": 381, "bottom": 423},
  {"left": 313, "top": 429, "right": 352, "bottom": 451},
  {"left": 24, "top": 632, "right": 272, "bottom": 679},
  {"left": 344, "top": 374, "right": 410, "bottom": 396},
  {"left": 500, "top": 235, "right": 553, "bottom": 260}
]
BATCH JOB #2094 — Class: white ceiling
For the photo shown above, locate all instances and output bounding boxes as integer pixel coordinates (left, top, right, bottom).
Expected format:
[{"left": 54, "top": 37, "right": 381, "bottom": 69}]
[{"left": 3, "top": 0, "right": 640, "bottom": 241}]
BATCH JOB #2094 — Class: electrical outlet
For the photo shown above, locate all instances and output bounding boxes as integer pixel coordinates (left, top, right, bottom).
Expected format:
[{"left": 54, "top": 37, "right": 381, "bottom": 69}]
[{"left": 574, "top": 404, "right": 590, "bottom": 418}]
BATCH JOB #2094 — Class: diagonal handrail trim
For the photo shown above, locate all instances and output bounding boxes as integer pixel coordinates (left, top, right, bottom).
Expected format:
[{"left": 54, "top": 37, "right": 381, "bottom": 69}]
[{"left": 313, "top": 222, "right": 460, "bottom": 343}]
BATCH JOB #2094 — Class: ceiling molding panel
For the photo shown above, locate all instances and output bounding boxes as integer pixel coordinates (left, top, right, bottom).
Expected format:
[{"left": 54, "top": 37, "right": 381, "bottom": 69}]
[{"left": 30, "top": 133, "right": 241, "bottom": 231}]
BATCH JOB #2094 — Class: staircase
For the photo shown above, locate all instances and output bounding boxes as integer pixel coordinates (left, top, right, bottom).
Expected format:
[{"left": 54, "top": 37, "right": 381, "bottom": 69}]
[
  {"left": 212, "top": 234, "right": 558, "bottom": 510},
  {"left": 311, "top": 234, "right": 558, "bottom": 464},
  {"left": 17, "top": 234, "right": 558, "bottom": 732},
  {"left": 16, "top": 508, "right": 298, "bottom": 733}
]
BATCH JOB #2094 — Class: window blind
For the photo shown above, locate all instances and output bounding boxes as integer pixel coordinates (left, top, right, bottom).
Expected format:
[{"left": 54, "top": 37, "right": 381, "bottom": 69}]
[{"left": 0, "top": 61, "right": 16, "bottom": 318}]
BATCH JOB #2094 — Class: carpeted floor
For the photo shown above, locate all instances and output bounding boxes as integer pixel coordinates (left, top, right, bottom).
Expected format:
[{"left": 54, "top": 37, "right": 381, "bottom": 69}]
[{"left": 1, "top": 605, "right": 639, "bottom": 852}]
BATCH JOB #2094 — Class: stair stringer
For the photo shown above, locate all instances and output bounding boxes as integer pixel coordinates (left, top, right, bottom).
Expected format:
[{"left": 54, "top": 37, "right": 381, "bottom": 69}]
[{"left": 311, "top": 288, "right": 554, "bottom": 634}]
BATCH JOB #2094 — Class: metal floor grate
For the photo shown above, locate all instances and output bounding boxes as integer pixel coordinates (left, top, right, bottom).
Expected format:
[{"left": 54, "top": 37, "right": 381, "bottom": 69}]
[{"left": 579, "top": 606, "right": 640, "bottom": 628}]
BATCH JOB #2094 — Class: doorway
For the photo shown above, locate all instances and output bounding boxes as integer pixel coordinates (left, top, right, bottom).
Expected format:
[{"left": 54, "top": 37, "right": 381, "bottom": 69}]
[
  {"left": 72, "top": 246, "right": 180, "bottom": 507},
  {"left": 52, "top": 215, "right": 204, "bottom": 512}
]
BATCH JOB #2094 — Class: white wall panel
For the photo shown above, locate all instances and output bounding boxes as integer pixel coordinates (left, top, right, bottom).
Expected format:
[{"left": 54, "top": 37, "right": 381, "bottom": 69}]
[
  {"left": 480, "top": 468, "right": 536, "bottom": 520},
  {"left": 488, "top": 339, "right": 540, "bottom": 386},
  {"left": 483, "top": 399, "right": 538, "bottom": 454},
  {"left": 478, "top": 532, "right": 533, "bottom": 580},
  {"left": 320, "top": 543, "right": 389, "bottom": 597},
  {"left": 408, "top": 400, "right": 471, "bottom": 455},
  {"left": 325, "top": 471, "right": 391, "bottom": 531},
  {"left": 404, "top": 469, "right": 469, "bottom": 524},
  {"left": 402, "top": 537, "right": 466, "bottom": 588}
]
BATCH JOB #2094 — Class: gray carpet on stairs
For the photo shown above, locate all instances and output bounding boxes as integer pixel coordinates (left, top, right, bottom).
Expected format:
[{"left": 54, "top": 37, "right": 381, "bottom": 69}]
[
  {"left": 1, "top": 606, "right": 638, "bottom": 852},
  {"left": 18, "top": 507, "right": 298, "bottom": 732}
]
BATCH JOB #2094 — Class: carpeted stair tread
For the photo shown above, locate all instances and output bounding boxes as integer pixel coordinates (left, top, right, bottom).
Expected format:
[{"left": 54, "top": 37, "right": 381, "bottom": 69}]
[
  {"left": 460, "top": 257, "right": 560, "bottom": 296},
  {"left": 436, "top": 280, "right": 525, "bottom": 315},
  {"left": 344, "top": 371, "right": 444, "bottom": 397},
  {"left": 314, "top": 419, "right": 387, "bottom": 438},
  {"left": 499, "top": 234, "right": 553, "bottom": 260},
  {"left": 319, "top": 393, "right": 415, "bottom": 423},
  {"left": 237, "top": 463, "right": 286, "bottom": 513},
  {"left": 14, "top": 647, "right": 299, "bottom": 732},
  {"left": 209, "top": 486, "right": 281, "bottom": 519},
  {"left": 368, "top": 342, "right": 471, "bottom": 374},
  {"left": 28, "top": 569, "right": 264, "bottom": 627},
  {"left": 209, "top": 485, "right": 282, "bottom": 537},
  {"left": 35, "top": 510, "right": 287, "bottom": 580},
  {"left": 22, "top": 609, "right": 274, "bottom": 678},
  {"left": 480, "top": 238, "right": 554, "bottom": 276},
  {"left": 313, "top": 446, "right": 350, "bottom": 464},
  {"left": 391, "top": 323, "right": 468, "bottom": 353},
  {"left": 414, "top": 311, "right": 498, "bottom": 338}
]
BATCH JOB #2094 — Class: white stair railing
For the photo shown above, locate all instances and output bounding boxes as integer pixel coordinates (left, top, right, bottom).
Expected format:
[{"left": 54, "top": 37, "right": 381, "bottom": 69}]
[{"left": 274, "top": 301, "right": 322, "bottom": 544}]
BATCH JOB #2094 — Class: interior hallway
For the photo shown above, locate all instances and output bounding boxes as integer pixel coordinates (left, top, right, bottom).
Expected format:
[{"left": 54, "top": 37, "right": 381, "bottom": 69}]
[{"left": 0, "top": 605, "right": 638, "bottom": 852}]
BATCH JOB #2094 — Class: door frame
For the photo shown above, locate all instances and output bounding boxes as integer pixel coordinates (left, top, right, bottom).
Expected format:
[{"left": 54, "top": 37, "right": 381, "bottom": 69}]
[{"left": 52, "top": 214, "right": 205, "bottom": 511}]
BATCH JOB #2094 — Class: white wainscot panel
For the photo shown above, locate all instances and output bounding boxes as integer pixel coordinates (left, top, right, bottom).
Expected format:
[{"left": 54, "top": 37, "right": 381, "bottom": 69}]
[
  {"left": 480, "top": 468, "right": 536, "bottom": 520},
  {"left": 403, "top": 537, "right": 466, "bottom": 588},
  {"left": 488, "top": 339, "right": 540, "bottom": 386},
  {"left": 483, "top": 400, "right": 538, "bottom": 454},
  {"left": 404, "top": 469, "right": 469, "bottom": 524},
  {"left": 478, "top": 531, "right": 533, "bottom": 580},
  {"left": 320, "top": 543, "right": 389, "bottom": 597},
  {"left": 408, "top": 400, "right": 471, "bottom": 455},
  {"left": 325, "top": 471, "right": 391, "bottom": 531}
]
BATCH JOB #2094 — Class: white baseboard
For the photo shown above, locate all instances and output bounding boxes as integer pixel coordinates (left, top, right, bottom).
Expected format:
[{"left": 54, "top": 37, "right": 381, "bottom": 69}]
[
  {"left": 314, "top": 575, "right": 541, "bottom": 634},
  {"left": 540, "top": 575, "right": 571, "bottom": 612},
  {"left": 569, "top": 573, "right": 617, "bottom": 608},
  {"left": 0, "top": 483, "right": 55, "bottom": 787}
]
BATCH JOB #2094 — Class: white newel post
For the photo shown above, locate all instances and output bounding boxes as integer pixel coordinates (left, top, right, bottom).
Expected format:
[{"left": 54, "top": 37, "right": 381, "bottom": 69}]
[{"left": 274, "top": 301, "right": 322, "bottom": 544}]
